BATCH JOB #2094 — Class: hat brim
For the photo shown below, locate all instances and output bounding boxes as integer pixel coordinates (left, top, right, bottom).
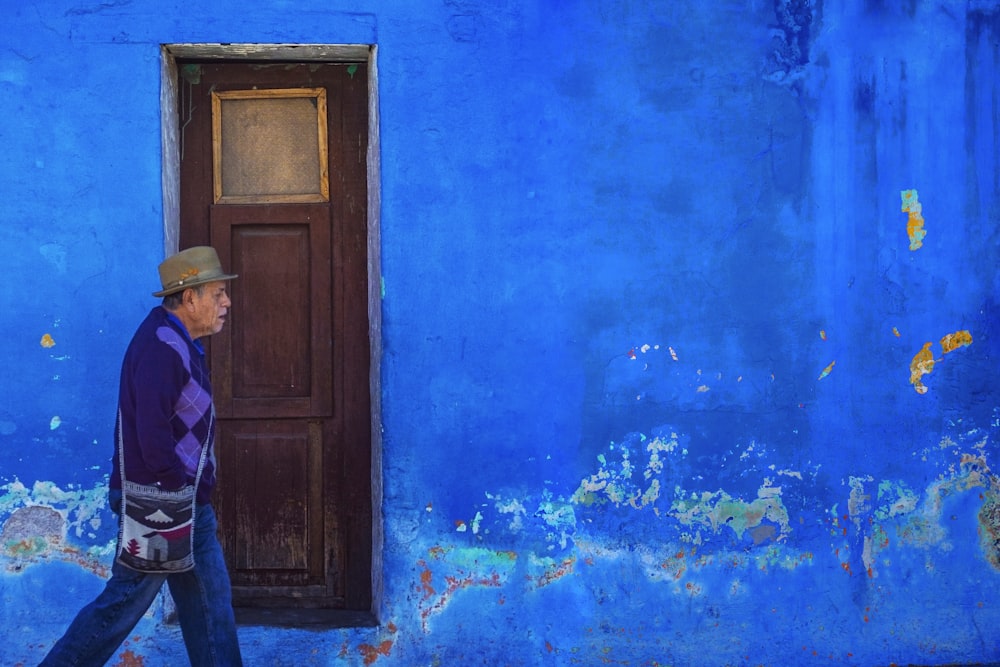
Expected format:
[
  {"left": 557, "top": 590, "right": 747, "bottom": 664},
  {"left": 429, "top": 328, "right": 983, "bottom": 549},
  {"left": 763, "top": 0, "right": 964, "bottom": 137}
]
[{"left": 152, "top": 272, "right": 239, "bottom": 297}]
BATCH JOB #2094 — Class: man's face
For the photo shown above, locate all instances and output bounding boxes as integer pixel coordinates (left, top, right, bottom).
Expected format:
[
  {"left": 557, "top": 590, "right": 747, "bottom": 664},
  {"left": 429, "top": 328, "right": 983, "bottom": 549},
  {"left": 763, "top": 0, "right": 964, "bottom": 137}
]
[{"left": 186, "top": 281, "right": 232, "bottom": 338}]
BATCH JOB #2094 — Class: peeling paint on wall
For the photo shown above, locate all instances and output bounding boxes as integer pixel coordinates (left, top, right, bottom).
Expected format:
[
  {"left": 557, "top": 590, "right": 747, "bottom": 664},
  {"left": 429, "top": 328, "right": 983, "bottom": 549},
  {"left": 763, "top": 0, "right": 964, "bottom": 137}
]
[
  {"left": 0, "top": 479, "right": 113, "bottom": 568},
  {"left": 390, "top": 415, "right": 1000, "bottom": 662},
  {"left": 901, "top": 189, "right": 926, "bottom": 250},
  {"left": 941, "top": 329, "right": 973, "bottom": 354},
  {"left": 909, "top": 330, "right": 973, "bottom": 394},
  {"left": 415, "top": 546, "right": 515, "bottom": 631},
  {"left": 910, "top": 342, "right": 935, "bottom": 394}
]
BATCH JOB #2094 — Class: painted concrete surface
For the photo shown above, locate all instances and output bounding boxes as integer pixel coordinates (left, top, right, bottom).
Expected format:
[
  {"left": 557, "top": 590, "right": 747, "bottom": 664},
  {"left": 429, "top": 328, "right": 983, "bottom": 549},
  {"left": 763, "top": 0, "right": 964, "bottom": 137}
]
[{"left": 3, "top": 1, "right": 1000, "bottom": 665}]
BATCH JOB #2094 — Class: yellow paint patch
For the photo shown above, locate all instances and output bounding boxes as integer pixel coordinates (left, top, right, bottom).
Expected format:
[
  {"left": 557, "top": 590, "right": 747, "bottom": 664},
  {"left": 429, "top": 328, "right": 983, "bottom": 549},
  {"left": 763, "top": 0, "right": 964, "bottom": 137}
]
[
  {"left": 901, "top": 189, "right": 926, "bottom": 251},
  {"left": 40, "top": 333, "right": 56, "bottom": 348},
  {"left": 941, "top": 330, "right": 972, "bottom": 354},
  {"left": 909, "top": 342, "right": 935, "bottom": 394}
]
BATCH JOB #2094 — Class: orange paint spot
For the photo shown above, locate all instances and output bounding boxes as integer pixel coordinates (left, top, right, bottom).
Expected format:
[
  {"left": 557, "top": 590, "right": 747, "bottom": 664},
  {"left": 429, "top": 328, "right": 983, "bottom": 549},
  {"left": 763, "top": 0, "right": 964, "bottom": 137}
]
[
  {"left": 909, "top": 342, "right": 935, "bottom": 394},
  {"left": 418, "top": 562, "right": 436, "bottom": 598},
  {"left": 818, "top": 360, "right": 835, "bottom": 380},
  {"left": 358, "top": 640, "right": 393, "bottom": 666},
  {"left": 901, "top": 189, "right": 926, "bottom": 251},
  {"left": 114, "top": 650, "right": 145, "bottom": 667},
  {"left": 40, "top": 333, "right": 56, "bottom": 348},
  {"left": 892, "top": 326, "right": 901, "bottom": 338},
  {"left": 941, "top": 330, "right": 972, "bottom": 354},
  {"left": 841, "top": 562, "right": 852, "bottom": 575},
  {"left": 546, "top": 641, "right": 555, "bottom": 653},
  {"left": 820, "top": 330, "right": 827, "bottom": 340}
]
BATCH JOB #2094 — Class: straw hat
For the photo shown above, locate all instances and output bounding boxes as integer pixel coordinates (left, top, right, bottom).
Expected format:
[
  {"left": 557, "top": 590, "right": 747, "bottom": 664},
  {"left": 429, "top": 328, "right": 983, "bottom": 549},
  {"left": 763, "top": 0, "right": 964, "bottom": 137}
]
[{"left": 152, "top": 246, "right": 238, "bottom": 297}]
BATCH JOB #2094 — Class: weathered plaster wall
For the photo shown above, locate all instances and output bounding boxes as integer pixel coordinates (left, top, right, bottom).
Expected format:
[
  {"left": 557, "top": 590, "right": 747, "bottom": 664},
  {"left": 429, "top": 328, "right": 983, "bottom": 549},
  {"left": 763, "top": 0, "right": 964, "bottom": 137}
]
[{"left": 2, "top": 1, "right": 999, "bottom": 665}]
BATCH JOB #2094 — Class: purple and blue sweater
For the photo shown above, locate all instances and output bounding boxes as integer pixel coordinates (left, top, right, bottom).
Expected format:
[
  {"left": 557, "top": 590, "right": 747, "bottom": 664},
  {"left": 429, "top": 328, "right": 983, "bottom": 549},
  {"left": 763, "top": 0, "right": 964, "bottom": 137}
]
[{"left": 110, "top": 306, "right": 218, "bottom": 505}]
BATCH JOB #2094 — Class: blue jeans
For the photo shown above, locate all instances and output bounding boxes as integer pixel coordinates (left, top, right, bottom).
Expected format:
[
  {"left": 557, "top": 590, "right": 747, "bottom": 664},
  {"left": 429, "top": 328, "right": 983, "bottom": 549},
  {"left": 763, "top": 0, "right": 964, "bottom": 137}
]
[{"left": 40, "top": 491, "right": 243, "bottom": 666}]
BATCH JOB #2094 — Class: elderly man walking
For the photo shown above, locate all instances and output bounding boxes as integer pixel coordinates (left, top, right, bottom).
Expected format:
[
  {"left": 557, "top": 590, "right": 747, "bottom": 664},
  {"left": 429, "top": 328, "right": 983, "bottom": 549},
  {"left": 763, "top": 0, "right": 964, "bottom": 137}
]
[{"left": 41, "top": 246, "right": 243, "bottom": 666}]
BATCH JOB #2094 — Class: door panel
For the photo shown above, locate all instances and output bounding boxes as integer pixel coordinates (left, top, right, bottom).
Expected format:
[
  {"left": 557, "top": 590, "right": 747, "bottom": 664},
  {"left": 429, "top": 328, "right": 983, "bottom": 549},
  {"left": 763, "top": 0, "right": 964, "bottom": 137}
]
[
  {"left": 211, "top": 203, "right": 333, "bottom": 418},
  {"left": 217, "top": 419, "right": 325, "bottom": 579},
  {"left": 178, "top": 60, "right": 371, "bottom": 616}
]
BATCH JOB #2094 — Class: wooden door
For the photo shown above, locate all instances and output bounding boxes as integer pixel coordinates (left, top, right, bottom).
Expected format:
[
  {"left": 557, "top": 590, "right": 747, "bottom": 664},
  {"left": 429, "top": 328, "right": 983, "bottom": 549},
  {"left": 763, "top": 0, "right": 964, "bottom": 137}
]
[{"left": 177, "top": 61, "right": 371, "bottom": 620}]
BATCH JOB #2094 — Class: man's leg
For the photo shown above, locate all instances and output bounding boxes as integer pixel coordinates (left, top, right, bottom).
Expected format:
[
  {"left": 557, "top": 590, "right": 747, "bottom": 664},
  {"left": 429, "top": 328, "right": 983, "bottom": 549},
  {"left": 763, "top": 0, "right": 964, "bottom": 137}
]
[
  {"left": 39, "top": 563, "right": 166, "bottom": 667},
  {"left": 167, "top": 503, "right": 243, "bottom": 666}
]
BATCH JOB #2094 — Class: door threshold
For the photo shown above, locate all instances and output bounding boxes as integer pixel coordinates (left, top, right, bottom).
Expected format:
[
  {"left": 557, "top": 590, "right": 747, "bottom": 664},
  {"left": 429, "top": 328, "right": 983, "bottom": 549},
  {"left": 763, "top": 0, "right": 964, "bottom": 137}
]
[{"left": 234, "top": 607, "right": 379, "bottom": 629}]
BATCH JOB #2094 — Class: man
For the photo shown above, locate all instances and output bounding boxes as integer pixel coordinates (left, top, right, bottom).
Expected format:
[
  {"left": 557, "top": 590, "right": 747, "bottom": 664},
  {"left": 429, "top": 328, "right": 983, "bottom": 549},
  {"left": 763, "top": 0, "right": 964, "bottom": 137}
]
[{"left": 41, "top": 246, "right": 243, "bottom": 666}]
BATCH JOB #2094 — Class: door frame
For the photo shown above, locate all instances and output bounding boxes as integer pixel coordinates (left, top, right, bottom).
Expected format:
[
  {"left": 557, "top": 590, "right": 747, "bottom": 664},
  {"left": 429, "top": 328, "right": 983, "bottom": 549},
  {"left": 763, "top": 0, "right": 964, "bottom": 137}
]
[{"left": 159, "top": 43, "right": 383, "bottom": 624}]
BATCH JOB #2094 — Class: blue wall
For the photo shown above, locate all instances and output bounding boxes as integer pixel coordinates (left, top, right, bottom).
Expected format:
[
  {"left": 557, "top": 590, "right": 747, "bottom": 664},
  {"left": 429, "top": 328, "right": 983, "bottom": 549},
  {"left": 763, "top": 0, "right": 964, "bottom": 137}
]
[{"left": 3, "top": 1, "right": 1000, "bottom": 665}]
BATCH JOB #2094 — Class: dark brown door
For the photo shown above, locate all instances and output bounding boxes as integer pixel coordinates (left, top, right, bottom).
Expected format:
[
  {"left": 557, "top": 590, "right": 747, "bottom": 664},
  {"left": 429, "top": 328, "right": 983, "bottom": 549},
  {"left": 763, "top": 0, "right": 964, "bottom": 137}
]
[{"left": 177, "top": 61, "right": 371, "bottom": 618}]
